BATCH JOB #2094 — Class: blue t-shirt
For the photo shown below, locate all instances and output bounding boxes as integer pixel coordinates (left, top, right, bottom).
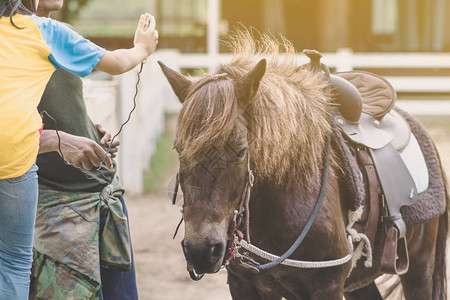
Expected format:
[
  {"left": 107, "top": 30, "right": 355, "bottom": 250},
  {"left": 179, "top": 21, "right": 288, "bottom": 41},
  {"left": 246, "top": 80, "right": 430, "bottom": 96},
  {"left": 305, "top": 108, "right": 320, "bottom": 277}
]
[{"left": 30, "top": 15, "right": 105, "bottom": 77}]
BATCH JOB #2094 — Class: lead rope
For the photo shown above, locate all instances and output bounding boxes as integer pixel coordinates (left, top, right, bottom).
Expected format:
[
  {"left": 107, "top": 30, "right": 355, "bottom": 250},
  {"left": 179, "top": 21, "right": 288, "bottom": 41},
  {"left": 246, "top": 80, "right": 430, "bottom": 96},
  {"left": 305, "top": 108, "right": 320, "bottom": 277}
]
[
  {"left": 244, "top": 133, "right": 338, "bottom": 270},
  {"left": 233, "top": 132, "right": 355, "bottom": 270},
  {"left": 98, "top": 62, "right": 145, "bottom": 168},
  {"left": 240, "top": 152, "right": 254, "bottom": 244},
  {"left": 40, "top": 62, "right": 146, "bottom": 186},
  {"left": 237, "top": 236, "right": 354, "bottom": 269}
]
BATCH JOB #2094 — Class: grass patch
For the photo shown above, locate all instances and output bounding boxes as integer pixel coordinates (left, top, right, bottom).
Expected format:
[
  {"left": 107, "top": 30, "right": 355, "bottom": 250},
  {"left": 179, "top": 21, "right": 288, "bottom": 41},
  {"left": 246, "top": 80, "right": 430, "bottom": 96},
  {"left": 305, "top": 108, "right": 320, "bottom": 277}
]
[{"left": 143, "top": 116, "right": 178, "bottom": 193}]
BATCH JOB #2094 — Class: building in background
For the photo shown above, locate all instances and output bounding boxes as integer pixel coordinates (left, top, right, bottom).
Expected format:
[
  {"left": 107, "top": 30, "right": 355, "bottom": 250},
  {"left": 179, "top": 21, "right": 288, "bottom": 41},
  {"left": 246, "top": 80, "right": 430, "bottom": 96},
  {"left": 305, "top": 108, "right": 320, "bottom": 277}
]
[
  {"left": 73, "top": 0, "right": 450, "bottom": 52},
  {"left": 222, "top": 0, "right": 450, "bottom": 52}
]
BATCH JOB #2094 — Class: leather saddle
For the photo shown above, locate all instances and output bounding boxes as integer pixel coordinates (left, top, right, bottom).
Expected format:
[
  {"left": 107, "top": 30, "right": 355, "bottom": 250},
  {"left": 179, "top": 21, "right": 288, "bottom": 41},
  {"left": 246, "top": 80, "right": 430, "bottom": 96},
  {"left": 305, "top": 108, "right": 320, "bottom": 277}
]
[
  {"left": 330, "top": 70, "right": 418, "bottom": 275},
  {"left": 331, "top": 71, "right": 410, "bottom": 151}
]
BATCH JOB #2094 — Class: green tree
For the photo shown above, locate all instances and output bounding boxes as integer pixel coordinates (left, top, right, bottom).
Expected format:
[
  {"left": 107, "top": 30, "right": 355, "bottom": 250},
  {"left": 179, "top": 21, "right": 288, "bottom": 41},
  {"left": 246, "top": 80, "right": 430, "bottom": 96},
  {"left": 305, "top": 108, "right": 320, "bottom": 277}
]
[{"left": 53, "top": 0, "right": 90, "bottom": 22}]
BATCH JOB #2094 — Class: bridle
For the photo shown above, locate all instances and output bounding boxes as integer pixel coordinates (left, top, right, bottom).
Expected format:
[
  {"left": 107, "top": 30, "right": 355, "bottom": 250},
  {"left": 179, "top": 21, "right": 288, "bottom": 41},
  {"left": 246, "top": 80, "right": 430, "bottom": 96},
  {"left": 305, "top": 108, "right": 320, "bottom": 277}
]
[
  {"left": 223, "top": 132, "right": 352, "bottom": 273},
  {"left": 170, "top": 151, "right": 254, "bottom": 281},
  {"left": 174, "top": 130, "right": 353, "bottom": 281},
  {"left": 223, "top": 151, "right": 254, "bottom": 262}
]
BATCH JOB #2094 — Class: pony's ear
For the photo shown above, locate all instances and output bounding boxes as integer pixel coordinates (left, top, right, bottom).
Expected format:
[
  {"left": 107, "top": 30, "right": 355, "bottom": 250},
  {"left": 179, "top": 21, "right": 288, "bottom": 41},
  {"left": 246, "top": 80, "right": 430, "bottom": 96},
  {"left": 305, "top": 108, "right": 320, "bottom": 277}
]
[
  {"left": 235, "top": 59, "right": 266, "bottom": 107},
  {"left": 158, "top": 61, "right": 192, "bottom": 103}
]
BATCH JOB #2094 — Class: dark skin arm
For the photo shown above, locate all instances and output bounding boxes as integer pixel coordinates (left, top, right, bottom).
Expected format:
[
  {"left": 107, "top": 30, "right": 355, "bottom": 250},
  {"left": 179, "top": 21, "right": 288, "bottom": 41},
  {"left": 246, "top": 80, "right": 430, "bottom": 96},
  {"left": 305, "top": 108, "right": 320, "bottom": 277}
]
[{"left": 38, "top": 125, "right": 120, "bottom": 170}]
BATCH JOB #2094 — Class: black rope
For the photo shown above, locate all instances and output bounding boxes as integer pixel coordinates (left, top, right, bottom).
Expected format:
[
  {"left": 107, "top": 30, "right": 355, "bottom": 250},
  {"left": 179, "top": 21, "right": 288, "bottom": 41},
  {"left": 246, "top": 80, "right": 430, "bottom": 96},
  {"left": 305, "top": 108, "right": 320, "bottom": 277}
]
[
  {"left": 256, "top": 132, "right": 332, "bottom": 270},
  {"left": 40, "top": 110, "right": 66, "bottom": 163},
  {"left": 103, "top": 63, "right": 144, "bottom": 162},
  {"left": 40, "top": 109, "right": 110, "bottom": 183},
  {"left": 39, "top": 62, "right": 145, "bottom": 184},
  {"left": 173, "top": 216, "right": 184, "bottom": 239},
  {"left": 93, "top": 62, "right": 145, "bottom": 176}
]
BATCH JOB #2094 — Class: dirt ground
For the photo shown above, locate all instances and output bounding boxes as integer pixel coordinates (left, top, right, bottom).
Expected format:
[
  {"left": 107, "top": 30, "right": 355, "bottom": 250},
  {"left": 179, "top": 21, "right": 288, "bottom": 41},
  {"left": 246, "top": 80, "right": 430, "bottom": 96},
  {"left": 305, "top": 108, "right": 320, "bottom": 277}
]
[
  {"left": 128, "top": 193, "right": 231, "bottom": 300},
  {"left": 127, "top": 118, "right": 450, "bottom": 300}
]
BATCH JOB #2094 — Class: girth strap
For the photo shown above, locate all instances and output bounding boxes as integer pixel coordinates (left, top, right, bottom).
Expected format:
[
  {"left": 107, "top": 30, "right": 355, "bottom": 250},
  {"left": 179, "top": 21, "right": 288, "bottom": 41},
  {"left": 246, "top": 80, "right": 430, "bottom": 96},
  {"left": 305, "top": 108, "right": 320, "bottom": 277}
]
[{"left": 355, "top": 149, "right": 379, "bottom": 248}]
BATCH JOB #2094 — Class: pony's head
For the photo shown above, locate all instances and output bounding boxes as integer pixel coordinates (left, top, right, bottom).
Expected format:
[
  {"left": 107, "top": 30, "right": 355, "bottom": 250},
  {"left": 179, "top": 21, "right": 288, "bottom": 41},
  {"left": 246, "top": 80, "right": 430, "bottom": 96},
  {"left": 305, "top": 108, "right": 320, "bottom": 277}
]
[
  {"left": 159, "top": 59, "right": 266, "bottom": 274},
  {"left": 159, "top": 31, "right": 331, "bottom": 276}
]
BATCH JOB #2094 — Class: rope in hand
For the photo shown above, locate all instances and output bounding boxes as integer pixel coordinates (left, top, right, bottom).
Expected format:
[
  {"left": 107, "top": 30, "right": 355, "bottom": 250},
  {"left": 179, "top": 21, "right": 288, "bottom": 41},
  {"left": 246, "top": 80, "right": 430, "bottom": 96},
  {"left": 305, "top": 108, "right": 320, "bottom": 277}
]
[
  {"left": 97, "top": 62, "right": 145, "bottom": 170},
  {"left": 96, "top": 13, "right": 154, "bottom": 173},
  {"left": 40, "top": 62, "right": 145, "bottom": 184}
]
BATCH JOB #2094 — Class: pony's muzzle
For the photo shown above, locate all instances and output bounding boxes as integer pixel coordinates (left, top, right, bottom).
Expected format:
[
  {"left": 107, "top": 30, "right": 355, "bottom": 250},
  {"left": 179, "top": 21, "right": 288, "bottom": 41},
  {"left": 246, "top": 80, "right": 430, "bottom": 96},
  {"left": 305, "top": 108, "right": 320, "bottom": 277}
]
[{"left": 181, "top": 239, "right": 225, "bottom": 274}]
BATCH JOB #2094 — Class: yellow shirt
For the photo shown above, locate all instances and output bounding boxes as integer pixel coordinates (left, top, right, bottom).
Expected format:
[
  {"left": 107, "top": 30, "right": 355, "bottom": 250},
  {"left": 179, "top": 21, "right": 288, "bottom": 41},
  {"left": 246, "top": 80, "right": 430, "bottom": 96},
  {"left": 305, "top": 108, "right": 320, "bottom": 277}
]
[
  {"left": 0, "top": 14, "right": 105, "bottom": 178},
  {"left": 0, "top": 15, "right": 55, "bottom": 179}
]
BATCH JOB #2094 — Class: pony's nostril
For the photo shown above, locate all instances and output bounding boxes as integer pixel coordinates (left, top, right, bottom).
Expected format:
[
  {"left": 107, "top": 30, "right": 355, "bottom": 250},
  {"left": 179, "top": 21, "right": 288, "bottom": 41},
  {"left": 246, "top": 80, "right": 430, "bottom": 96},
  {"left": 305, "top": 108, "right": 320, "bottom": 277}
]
[
  {"left": 182, "top": 240, "right": 192, "bottom": 260},
  {"left": 182, "top": 239, "right": 225, "bottom": 272},
  {"left": 209, "top": 242, "right": 224, "bottom": 264}
]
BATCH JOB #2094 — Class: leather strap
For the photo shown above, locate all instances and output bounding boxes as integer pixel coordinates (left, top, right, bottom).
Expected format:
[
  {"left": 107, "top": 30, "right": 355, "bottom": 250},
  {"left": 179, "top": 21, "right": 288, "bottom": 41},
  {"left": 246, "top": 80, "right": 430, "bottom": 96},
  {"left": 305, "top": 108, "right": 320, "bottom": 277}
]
[
  {"left": 370, "top": 144, "right": 414, "bottom": 275},
  {"left": 355, "top": 149, "right": 379, "bottom": 248},
  {"left": 369, "top": 144, "right": 417, "bottom": 238},
  {"left": 381, "top": 226, "right": 409, "bottom": 274}
]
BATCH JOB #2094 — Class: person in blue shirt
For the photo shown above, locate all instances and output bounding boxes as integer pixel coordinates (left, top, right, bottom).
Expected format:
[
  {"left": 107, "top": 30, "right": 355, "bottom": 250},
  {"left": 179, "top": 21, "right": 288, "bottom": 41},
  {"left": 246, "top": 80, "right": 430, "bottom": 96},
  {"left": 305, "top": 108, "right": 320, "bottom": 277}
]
[{"left": 0, "top": 0, "right": 158, "bottom": 298}]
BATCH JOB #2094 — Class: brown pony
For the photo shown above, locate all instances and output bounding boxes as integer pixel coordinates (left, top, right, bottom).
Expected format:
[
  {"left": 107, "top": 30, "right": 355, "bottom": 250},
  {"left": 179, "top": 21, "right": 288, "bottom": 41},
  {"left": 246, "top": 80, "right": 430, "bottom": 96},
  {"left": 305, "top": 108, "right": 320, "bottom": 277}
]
[{"left": 159, "top": 31, "right": 449, "bottom": 299}]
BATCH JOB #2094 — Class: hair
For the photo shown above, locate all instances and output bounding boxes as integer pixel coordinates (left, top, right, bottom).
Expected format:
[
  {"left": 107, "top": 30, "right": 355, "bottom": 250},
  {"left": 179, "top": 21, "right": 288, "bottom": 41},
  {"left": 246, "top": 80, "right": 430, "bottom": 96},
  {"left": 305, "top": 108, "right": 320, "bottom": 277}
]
[
  {"left": 176, "top": 29, "right": 334, "bottom": 191},
  {"left": 1, "top": 0, "right": 36, "bottom": 28}
]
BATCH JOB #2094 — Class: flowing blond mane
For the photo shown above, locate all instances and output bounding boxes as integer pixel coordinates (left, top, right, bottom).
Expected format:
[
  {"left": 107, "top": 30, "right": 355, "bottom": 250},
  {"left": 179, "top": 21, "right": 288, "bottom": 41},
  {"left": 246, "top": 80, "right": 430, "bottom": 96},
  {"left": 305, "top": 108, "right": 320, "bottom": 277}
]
[{"left": 176, "top": 30, "right": 332, "bottom": 190}]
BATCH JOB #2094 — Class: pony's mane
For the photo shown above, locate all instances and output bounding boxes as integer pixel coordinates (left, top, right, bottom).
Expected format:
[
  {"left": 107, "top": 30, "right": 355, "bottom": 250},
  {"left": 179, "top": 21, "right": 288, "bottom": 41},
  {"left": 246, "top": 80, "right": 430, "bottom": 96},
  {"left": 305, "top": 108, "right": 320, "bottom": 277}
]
[{"left": 176, "top": 30, "right": 332, "bottom": 190}]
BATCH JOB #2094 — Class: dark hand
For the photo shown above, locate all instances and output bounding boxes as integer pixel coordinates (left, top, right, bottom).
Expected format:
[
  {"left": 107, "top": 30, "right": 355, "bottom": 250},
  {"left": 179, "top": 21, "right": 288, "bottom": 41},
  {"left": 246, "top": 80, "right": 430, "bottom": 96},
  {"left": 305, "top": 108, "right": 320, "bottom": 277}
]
[
  {"left": 59, "top": 133, "right": 113, "bottom": 170},
  {"left": 95, "top": 124, "right": 120, "bottom": 158}
]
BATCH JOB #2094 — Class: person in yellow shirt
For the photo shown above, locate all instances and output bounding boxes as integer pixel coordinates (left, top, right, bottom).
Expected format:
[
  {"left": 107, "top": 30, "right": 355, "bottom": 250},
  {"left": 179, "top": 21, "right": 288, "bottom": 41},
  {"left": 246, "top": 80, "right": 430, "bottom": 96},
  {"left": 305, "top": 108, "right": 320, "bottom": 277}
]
[{"left": 0, "top": 0, "right": 158, "bottom": 298}]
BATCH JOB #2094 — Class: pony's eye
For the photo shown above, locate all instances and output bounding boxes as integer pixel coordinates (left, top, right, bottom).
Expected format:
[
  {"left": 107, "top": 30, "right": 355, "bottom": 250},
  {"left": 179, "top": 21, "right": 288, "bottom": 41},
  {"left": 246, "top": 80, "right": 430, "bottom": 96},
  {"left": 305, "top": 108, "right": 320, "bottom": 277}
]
[{"left": 237, "top": 148, "right": 247, "bottom": 159}]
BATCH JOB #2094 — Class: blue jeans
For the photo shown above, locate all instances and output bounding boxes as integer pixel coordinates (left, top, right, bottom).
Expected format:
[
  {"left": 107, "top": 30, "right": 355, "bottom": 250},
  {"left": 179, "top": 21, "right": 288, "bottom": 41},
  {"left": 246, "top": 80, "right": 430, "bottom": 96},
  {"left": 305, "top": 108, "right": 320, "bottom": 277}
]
[
  {"left": 0, "top": 164, "right": 38, "bottom": 300},
  {"left": 99, "top": 196, "right": 138, "bottom": 300}
]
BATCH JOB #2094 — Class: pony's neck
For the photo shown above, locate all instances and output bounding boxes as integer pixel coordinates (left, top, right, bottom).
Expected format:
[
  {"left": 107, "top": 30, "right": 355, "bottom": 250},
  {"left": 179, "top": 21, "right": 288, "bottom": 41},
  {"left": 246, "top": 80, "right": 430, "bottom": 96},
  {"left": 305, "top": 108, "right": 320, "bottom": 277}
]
[
  {"left": 247, "top": 179, "right": 316, "bottom": 249},
  {"left": 247, "top": 172, "right": 341, "bottom": 255}
]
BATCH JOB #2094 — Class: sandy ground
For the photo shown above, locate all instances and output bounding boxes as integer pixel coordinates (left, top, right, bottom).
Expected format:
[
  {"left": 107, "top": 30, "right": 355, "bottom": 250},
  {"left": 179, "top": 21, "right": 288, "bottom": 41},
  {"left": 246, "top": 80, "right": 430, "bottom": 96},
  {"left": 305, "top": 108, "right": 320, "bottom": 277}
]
[
  {"left": 127, "top": 119, "right": 450, "bottom": 300},
  {"left": 128, "top": 193, "right": 231, "bottom": 300}
]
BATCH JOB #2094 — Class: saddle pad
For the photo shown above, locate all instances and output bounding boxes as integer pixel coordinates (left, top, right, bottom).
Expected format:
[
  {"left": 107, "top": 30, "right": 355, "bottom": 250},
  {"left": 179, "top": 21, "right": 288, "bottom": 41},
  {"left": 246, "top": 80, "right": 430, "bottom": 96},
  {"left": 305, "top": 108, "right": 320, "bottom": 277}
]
[
  {"left": 395, "top": 107, "right": 447, "bottom": 224},
  {"left": 399, "top": 133, "right": 429, "bottom": 194},
  {"left": 334, "top": 71, "right": 396, "bottom": 119}
]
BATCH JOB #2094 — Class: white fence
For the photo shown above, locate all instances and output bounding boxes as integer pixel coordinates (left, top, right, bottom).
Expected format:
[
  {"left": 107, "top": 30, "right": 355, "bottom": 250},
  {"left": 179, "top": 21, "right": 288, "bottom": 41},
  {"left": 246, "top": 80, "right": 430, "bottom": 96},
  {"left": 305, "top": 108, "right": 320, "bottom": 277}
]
[{"left": 83, "top": 49, "right": 450, "bottom": 194}]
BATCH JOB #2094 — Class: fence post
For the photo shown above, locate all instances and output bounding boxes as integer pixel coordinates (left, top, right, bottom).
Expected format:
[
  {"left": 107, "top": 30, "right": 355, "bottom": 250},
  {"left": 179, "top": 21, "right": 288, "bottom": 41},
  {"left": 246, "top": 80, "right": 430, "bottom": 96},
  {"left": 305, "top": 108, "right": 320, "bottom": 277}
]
[
  {"left": 335, "top": 48, "right": 354, "bottom": 72},
  {"left": 152, "top": 49, "right": 182, "bottom": 113},
  {"left": 117, "top": 68, "right": 144, "bottom": 194},
  {"left": 116, "top": 49, "right": 182, "bottom": 195},
  {"left": 207, "top": 0, "right": 220, "bottom": 72}
]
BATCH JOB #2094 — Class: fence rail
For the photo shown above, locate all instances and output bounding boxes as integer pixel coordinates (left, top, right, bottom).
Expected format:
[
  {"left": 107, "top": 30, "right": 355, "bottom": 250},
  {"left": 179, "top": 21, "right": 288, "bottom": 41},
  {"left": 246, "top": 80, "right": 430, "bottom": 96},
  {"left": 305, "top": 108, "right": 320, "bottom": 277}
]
[
  {"left": 83, "top": 49, "right": 450, "bottom": 194},
  {"left": 175, "top": 49, "right": 450, "bottom": 93}
]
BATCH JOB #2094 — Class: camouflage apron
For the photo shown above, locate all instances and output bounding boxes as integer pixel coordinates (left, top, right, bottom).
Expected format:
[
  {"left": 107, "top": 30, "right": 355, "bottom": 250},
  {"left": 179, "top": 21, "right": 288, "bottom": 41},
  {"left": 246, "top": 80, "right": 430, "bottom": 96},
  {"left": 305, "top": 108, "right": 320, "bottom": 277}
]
[{"left": 30, "top": 175, "right": 131, "bottom": 300}]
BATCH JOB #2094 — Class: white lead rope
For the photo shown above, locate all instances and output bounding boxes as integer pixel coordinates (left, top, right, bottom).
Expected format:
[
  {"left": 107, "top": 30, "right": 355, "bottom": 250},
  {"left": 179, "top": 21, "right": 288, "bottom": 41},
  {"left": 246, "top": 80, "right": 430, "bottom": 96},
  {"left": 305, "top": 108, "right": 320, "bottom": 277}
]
[{"left": 236, "top": 235, "right": 354, "bottom": 269}]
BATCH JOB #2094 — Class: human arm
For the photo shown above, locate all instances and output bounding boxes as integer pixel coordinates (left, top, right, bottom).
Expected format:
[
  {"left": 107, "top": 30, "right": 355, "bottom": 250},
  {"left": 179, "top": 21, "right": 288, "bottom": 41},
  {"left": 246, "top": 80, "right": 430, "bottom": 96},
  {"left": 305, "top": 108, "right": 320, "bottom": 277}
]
[
  {"left": 95, "top": 14, "right": 159, "bottom": 75},
  {"left": 39, "top": 130, "right": 113, "bottom": 170},
  {"left": 31, "top": 13, "right": 158, "bottom": 77}
]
